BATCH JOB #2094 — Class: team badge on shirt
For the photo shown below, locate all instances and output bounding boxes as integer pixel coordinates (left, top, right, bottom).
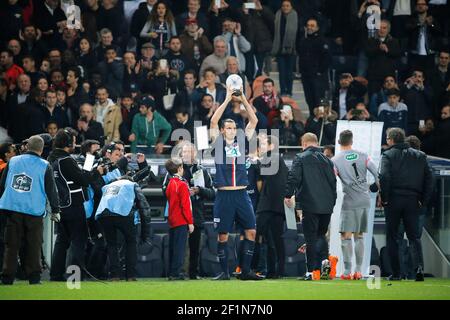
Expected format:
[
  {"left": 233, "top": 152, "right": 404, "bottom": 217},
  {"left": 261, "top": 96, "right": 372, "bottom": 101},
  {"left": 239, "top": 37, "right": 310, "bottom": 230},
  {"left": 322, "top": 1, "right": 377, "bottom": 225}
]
[
  {"left": 12, "top": 174, "right": 32, "bottom": 192},
  {"left": 225, "top": 142, "right": 241, "bottom": 158}
]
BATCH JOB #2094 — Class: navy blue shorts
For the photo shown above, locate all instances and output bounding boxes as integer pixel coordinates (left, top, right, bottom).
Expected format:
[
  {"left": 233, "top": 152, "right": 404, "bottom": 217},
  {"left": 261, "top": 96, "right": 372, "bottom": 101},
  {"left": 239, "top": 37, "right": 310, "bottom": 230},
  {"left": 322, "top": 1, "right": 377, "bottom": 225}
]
[{"left": 213, "top": 189, "right": 256, "bottom": 233}]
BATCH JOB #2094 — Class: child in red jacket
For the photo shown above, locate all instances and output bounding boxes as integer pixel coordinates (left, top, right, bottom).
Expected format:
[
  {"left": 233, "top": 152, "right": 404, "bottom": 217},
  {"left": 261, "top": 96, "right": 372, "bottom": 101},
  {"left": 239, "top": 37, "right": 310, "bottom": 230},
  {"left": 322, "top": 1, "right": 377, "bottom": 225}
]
[{"left": 165, "top": 158, "right": 194, "bottom": 280}]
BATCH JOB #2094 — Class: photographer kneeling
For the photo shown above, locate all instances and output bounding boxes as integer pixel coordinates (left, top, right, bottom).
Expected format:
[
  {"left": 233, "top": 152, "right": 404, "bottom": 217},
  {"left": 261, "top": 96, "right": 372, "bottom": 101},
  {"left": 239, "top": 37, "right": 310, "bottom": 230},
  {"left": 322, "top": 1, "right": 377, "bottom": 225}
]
[{"left": 95, "top": 175, "right": 152, "bottom": 281}]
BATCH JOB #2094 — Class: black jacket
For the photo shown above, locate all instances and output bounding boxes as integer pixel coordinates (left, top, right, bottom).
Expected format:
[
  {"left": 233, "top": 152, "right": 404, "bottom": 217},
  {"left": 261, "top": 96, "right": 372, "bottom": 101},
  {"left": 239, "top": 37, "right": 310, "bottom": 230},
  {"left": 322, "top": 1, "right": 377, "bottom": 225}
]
[
  {"left": 285, "top": 146, "right": 337, "bottom": 214},
  {"left": 47, "top": 149, "right": 101, "bottom": 207},
  {"left": 257, "top": 153, "right": 289, "bottom": 215},
  {"left": 332, "top": 80, "right": 367, "bottom": 118},
  {"left": 365, "top": 34, "right": 401, "bottom": 82},
  {"left": 297, "top": 31, "right": 330, "bottom": 76},
  {"left": 162, "top": 163, "right": 215, "bottom": 227},
  {"left": 379, "top": 143, "right": 433, "bottom": 205}
]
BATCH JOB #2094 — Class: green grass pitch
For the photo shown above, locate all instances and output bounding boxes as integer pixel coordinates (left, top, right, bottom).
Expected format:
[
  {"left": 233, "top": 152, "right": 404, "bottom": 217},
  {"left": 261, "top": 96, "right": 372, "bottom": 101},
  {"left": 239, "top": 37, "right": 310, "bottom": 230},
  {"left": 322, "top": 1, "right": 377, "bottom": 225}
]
[{"left": 1, "top": 278, "right": 450, "bottom": 300}]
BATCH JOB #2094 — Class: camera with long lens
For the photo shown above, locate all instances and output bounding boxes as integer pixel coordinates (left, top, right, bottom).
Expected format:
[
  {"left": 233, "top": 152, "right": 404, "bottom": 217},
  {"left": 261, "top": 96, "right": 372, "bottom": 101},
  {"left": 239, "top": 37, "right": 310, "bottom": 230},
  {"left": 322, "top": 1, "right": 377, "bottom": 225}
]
[{"left": 97, "top": 157, "right": 116, "bottom": 174}]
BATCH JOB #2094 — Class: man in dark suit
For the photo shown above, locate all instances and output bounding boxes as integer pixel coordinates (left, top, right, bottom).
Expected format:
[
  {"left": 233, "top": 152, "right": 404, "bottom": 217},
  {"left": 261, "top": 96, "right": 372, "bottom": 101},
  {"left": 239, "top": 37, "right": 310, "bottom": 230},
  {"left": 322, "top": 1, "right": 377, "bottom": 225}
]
[
  {"left": 285, "top": 133, "right": 337, "bottom": 280},
  {"left": 379, "top": 127, "right": 433, "bottom": 281}
]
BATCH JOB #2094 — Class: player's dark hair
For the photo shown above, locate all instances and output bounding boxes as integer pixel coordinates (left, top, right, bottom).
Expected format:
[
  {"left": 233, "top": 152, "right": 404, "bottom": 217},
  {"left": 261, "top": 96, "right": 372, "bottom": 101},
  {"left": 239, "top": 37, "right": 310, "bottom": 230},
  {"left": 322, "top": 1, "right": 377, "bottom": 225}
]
[
  {"left": 339, "top": 130, "right": 353, "bottom": 146},
  {"left": 219, "top": 118, "right": 236, "bottom": 129},
  {"left": 0, "top": 143, "right": 13, "bottom": 161}
]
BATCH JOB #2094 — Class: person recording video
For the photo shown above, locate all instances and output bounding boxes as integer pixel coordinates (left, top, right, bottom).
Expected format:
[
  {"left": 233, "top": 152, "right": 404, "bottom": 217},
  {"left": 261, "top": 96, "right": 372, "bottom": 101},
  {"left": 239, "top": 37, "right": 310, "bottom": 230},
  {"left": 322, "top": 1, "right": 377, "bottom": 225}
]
[{"left": 47, "top": 128, "right": 105, "bottom": 282}]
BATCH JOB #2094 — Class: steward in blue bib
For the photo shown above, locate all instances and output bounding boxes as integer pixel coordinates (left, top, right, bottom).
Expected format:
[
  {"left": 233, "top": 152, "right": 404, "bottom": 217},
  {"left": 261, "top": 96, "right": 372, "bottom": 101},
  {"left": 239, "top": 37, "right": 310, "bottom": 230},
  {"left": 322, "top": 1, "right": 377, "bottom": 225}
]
[
  {"left": 95, "top": 177, "right": 152, "bottom": 280},
  {"left": 0, "top": 138, "right": 60, "bottom": 285},
  {"left": 0, "top": 153, "right": 58, "bottom": 216}
]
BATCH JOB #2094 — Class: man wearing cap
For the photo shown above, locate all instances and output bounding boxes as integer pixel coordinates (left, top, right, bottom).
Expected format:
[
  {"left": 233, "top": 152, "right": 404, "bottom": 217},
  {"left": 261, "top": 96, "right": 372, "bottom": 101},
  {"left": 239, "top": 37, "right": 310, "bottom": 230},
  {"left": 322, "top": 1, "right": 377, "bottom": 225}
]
[
  {"left": 179, "top": 18, "right": 213, "bottom": 72},
  {"left": 130, "top": 96, "right": 172, "bottom": 154},
  {"left": 139, "top": 42, "right": 158, "bottom": 74}
]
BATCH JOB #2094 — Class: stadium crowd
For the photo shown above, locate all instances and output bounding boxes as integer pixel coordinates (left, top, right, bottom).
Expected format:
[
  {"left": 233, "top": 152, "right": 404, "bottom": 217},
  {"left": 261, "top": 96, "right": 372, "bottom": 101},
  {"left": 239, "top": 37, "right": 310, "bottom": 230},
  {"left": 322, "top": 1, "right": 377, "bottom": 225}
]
[{"left": 0, "top": 0, "right": 448, "bottom": 284}]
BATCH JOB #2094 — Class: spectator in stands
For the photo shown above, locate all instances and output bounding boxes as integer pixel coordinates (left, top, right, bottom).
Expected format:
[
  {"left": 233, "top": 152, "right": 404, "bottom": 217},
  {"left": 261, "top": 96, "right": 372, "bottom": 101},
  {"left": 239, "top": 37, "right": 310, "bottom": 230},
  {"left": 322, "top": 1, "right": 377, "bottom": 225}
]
[
  {"left": 119, "top": 92, "right": 139, "bottom": 145},
  {"left": 285, "top": 132, "right": 337, "bottom": 281},
  {"left": 406, "top": 0, "right": 441, "bottom": 75},
  {"left": 37, "top": 77, "right": 50, "bottom": 96},
  {"left": 401, "top": 69, "right": 434, "bottom": 135},
  {"left": 95, "top": 28, "right": 122, "bottom": 62},
  {"left": 416, "top": 118, "right": 436, "bottom": 155},
  {"left": 122, "top": 51, "right": 145, "bottom": 94},
  {"left": 369, "top": 75, "right": 399, "bottom": 116},
  {"left": 8, "top": 39, "right": 23, "bottom": 66},
  {"left": 0, "top": 0, "right": 24, "bottom": 43},
  {"left": 434, "top": 105, "right": 450, "bottom": 159},
  {"left": 297, "top": 18, "right": 331, "bottom": 115},
  {"left": 93, "top": 86, "right": 122, "bottom": 144},
  {"left": 332, "top": 73, "right": 367, "bottom": 120},
  {"left": 172, "top": 108, "right": 195, "bottom": 143},
  {"left": 75, "top": 37, "right": 97, "bottom": 76},
  {"left": 207, "top": 0, "right": 237, "bottom": 39},
  {"left": 33, "top": 0, "right": 67, "bottom": 48},
  {"left": 1, "top": 49, "right": 24, "bottom": 90},
  {"left": 379, "top": 127, "right": 433, "bottom": 282},
  {"left": 6, "top": 73, "right": 32, "bottom": 140},
  {"left": 179, "top": 17, "right": 213, "bottom": 73},
  {"left": 164, "top": 157, "right": 194, "bottom": 281},
  {"left": 345, "top": 102, "right": 377, "bottom": 122},
  {"left": 139, "top": 1, "right": 177, "bottom": 58},
  {"left": 199, "top": 36, "right": 228, "bottom": 77},
  {"left": 305, "top": 101, "right": 338, "bottom": 146},
  {"left": 239, "top": 0, "right": 274, "bottom": 81},
  {"left": 130, "top": 96, "right": 172, "bottom": 154},
  {"left": 77, "top": 103, "right": 104, "bottom": 144},
  {"left": 46, "top": 120, "right": 59, "bottom": 138},
  {"left": 42, "top": 89, "right": 69, "bottom": 130},
  {"left": 271, "top": 0, "right": 298, "bottom": 97},
  {"left": 22, "top": 55, "right": 42, "bottom": 86},
  {"left": 387, "top": 0, "right": 413, "bottom": 53},
  {"left": 366, "top": 19, "right": 401, "bottom": 95},
  {"left": 176, "top": 0, "right": 208, "bottom": 36},
  {"left": 48, "top": 48, "right": 62, "bottom": 70},
  {"left": 19, "top": 25, "right": 48, "bottom": 65},
  {"left": 197, "top": 67, "right": 226, "bottom": 105},
  {"left": 39, "top": 58, "right": 51, "bottom": 76},
  {"left": 429, "top": 50, "right": 450, "bottom": 118},
  {"left": 163, "top": 36, "right": 191, "bottom": 85},
  {"left": 96, "top": 0, "right": 127, "bottom": 49},
  {"left": 274, "top": 104, "right": 305, "bottom": 146},
  {"left": 66, "top": 67, "right": 90, "bottom": 126},
  {"left": 218, "top": 56, "right": 250, "bottom": 95},
  {"left": 0, "top": 79, "right": 9, "bottom": 128},
  {"left": 138, "top": 42, "right": 158, "bottom": 74},
  {"left": 49, "top": 69, "right": 65, "bottom": 89},
  {"left": 59, "top": 27, "right": 80, "bottom": 52},
  {"left": 195, "top": 93, "right": 216, "bottom": 126},
  {"left": 98, "top": 46, "right": 124, "bottom": 98},
  {"left": 378, "top": 88, "right": 408, "bottom": 144},
  {"left": 81, "top": 0, "right": 100, "bottom": 44},
  {"left": 252, "top": 78, "right": 281, "bottom": 127},
  {"left": 221, "top": 17, "right": 251, "bottom": 74},
  {"left": 173, "top": 70, "right": 201, "bottom": 117},
  {"left": 131, "top": 0, "right": 158, "bottom": 50},
  {"left": 10, "top": 87, "right": 46, "bottom": 143}
]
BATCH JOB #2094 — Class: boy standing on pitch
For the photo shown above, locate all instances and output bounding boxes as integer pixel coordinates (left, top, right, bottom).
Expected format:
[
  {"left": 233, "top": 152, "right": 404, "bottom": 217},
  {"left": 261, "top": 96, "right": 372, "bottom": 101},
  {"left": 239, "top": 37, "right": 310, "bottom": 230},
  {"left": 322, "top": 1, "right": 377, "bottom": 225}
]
[{"left": 165, "top": 158, "right": 194, "bottom": 280}]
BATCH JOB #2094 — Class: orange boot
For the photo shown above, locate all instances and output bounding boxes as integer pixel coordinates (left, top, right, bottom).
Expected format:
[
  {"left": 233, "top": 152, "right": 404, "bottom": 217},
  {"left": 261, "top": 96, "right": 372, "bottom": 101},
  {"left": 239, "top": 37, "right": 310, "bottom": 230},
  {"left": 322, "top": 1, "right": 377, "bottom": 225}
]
[
  {"left": 328, "top": 255, "right": 339, "bottom": 280},
  {"left": 312, "top": 270, "right": 321, "bottom": 280}
]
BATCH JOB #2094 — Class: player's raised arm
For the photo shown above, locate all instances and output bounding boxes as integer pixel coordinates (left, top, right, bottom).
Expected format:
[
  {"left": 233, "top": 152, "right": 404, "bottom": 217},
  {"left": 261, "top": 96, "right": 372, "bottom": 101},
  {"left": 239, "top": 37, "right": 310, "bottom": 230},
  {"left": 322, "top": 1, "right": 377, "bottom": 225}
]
[
  {"left": 209, "top": 86, "right": 233, "bottom": 142},
  {"left": 240, "top": 88, "right": 258, "bottom": 140}
]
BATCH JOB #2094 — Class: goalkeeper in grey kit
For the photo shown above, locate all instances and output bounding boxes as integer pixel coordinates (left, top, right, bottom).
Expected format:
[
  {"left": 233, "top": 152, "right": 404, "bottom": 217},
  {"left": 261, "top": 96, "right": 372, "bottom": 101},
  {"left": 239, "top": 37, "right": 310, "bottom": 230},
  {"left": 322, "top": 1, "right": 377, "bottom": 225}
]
[{"left": 332, "top": 130, "right": 379, "bottom": 280}]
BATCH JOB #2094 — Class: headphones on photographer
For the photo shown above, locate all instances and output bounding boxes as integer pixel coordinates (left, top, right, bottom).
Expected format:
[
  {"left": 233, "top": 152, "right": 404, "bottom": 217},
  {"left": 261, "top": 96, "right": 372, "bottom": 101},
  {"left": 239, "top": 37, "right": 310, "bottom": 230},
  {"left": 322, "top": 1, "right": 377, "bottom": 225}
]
[{"left": 62, "top": 129, "right": 75, "bottom": 149}]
